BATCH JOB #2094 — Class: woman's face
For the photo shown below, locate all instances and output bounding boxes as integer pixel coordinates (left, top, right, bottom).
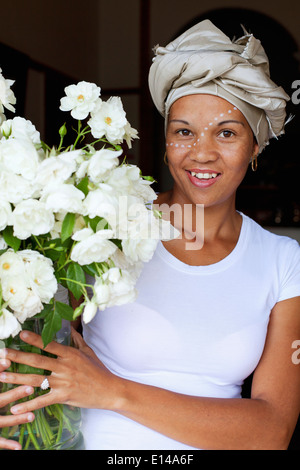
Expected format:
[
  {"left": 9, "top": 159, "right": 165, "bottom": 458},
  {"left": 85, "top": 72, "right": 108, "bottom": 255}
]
[{"left": 165, "top": 94, "right": 259, "bottom": 208}]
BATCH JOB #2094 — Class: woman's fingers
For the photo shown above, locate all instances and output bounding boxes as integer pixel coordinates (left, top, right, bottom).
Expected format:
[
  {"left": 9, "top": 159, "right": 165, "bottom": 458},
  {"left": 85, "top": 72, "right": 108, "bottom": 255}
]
[
  {"left": 19, "top": 330, "right": 66, "bottom": 356},
  {"left": 0, "top": 358, "right": 11, "bottom": 371},
  {"left": 0, "top": 436, "right": 22, "bottom": 450},
  {"left": 0, "top": 370, "right": 51, "bottom": 389},
  {"left": 0, "top": 385, "right": 34, "bottom": 408},
  {"left": 0, "top": 410, "right": 35, "bottom": 427},
  {"left": 0, "top": 334, "right": 63, "bottom": 374},
  {"left": 0, "top": 409, "right": 35, "bottom": 450},
  {"left": 0, "top": 385, "right": 35, "bottom": 450},
  {"left": 10, "top": 393, "right": 54, "bottom": 415}
]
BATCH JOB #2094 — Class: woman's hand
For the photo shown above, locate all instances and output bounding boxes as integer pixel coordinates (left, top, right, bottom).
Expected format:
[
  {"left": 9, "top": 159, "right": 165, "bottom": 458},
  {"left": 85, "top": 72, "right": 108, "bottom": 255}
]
[
  {"left": 0, "top": 359, "right": 35, "bottom": 450},
  {"left": 0, "top": 329, "right": 121, "bottom": 417}
]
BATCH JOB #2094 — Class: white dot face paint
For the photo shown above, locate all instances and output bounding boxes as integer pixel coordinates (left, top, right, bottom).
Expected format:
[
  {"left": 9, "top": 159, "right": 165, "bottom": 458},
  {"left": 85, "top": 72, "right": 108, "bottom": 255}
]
[{"left": 166, "top": 105, "right": 240, "bottom": 150}]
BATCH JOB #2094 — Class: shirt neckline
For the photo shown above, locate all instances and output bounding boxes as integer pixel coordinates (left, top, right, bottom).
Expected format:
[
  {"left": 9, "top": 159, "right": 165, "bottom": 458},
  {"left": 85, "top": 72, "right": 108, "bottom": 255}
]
[{"left": 156, "top": 212, "right": 249, "bottom": 274}]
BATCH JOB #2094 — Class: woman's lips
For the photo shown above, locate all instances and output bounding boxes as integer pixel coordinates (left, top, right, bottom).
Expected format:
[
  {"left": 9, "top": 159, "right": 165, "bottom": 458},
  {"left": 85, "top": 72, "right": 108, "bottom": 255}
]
[{"left": 186, "top": 169, "right": 221, "bottom": 187}]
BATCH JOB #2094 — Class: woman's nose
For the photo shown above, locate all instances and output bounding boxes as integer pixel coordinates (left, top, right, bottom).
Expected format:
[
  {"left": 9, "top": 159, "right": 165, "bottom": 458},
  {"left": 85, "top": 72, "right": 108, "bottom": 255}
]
[{"left": 189, "top": 137, "right": 219, "bottom": 163}]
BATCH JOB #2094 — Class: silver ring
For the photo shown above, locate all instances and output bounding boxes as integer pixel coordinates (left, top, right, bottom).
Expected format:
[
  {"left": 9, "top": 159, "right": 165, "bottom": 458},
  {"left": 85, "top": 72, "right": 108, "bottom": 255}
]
[{"left": 40, "top": 377, "right": 50, "bottom": 390}]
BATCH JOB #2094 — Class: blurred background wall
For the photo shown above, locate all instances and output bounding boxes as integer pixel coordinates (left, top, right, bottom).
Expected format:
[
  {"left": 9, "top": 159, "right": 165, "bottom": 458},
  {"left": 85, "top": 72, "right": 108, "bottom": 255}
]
[{"left": 1, "top": 0, "right": 300, "bottom": 230}]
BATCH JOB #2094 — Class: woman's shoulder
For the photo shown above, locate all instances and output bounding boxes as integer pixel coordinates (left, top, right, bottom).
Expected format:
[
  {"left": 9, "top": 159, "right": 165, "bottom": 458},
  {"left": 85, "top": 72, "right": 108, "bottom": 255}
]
[{"left": 243, "top": 213, "right": 300, "bottom": 256}]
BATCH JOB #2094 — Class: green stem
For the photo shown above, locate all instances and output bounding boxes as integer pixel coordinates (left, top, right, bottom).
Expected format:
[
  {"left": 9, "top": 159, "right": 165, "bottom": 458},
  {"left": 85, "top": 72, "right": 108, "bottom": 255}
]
[
  {"left": 32, "top": 236, "right": 45, "bottom": 255},
  {"left": 26, "top": 422, "right": 41, "bottom": 450},
  {"left": 18, "top": 424, "right": 25, "bottom": 447}
]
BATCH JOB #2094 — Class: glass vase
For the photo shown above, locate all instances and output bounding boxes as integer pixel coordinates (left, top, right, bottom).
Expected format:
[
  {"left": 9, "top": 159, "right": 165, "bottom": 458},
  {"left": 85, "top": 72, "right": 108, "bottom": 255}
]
[{"left": 0, "top": 319, "right": 84, "bottom": 450}]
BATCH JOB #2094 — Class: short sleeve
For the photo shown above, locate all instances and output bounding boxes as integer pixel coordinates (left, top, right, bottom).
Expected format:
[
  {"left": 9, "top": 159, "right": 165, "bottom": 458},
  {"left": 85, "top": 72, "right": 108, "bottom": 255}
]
[{"left": 277, "top": 238, "right": 300, "bottom": 302}]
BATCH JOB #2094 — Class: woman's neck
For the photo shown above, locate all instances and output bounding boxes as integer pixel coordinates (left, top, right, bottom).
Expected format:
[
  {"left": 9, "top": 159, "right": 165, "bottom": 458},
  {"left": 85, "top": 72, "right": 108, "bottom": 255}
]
[{"left": 154, "top": 189, "right": 243, "bottom": 266}]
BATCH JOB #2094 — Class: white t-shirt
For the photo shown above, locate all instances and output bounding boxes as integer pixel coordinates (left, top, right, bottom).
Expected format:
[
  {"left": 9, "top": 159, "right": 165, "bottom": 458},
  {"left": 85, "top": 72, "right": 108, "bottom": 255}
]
[{"left": 81, "top": 213, "right": 300, "bottom": 450}]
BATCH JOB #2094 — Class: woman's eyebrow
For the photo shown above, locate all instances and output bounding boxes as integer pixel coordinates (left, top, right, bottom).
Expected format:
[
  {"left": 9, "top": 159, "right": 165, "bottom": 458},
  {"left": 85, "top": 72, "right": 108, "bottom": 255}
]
[
  {"left": 217, "top": 120, "right": 245, "bottom": 127},
  {"left": 168, "top": 119, "right": 190, "bottom": 125}
]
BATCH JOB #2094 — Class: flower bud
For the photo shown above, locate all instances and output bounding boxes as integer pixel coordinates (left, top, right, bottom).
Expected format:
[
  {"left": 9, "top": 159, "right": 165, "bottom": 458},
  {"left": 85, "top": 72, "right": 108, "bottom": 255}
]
[{"left": 59, "top": 123, "right": 67, "bottom": 137}]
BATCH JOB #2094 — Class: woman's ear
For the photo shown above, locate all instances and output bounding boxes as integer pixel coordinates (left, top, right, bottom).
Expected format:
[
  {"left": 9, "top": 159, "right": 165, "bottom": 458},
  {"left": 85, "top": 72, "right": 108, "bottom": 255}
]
[{"left": 253, "top": 138, "right": 259, "bottom": 157}]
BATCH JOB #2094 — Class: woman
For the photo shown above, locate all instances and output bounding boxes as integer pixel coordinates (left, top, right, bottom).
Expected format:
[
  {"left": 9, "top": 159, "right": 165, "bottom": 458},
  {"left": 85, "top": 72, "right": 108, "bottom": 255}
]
[
  {"left": 0, "top": 359, "right": 34, "bottom": 450},
  {"left": 0, "top": 20, "right": 299, "bottom": 450}
]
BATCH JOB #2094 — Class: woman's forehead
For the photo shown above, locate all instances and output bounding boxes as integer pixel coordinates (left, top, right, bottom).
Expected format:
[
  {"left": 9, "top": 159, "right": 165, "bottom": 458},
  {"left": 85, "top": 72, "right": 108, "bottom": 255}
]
[{"left": 168, "top": 94, "right": 250, "bottom": 130}]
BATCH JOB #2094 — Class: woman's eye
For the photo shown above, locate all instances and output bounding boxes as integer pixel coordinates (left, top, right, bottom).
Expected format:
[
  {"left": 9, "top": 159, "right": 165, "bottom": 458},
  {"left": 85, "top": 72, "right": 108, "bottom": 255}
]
[
  {"left": 219, "top": 130, "right": 235, "bottom": 138},
  {"left": 177, "top": 129, "right": 192, "bottom": 137}
]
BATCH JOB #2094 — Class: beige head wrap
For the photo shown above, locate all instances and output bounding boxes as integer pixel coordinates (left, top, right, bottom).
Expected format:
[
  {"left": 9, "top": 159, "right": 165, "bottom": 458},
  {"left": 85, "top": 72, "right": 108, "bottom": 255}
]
[{"left": 148, "top": 20, "right": 290, "bottom": 153}]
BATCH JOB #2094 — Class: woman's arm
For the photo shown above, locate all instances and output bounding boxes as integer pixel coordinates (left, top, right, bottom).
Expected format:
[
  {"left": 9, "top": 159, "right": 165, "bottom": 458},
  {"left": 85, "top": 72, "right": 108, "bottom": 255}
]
[
  {"left": 0, "top": 359, "right": 35, "bottom": 450},
  {"left": 1, "top": 297, "right": 299, "bottom": 450}
]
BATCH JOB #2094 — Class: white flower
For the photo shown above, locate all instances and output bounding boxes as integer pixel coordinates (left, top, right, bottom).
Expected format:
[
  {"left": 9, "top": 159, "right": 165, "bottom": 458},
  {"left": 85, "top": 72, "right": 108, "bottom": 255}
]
[
  {"left": 1, "top": 275, "right": 43, "bottom": 322},
  {"left": 18, "top": 249, "right": 51, "bottom": 264},
  {"left": 104, "top": 164, "right": 141, "bottom": 197},
  {"left": 41, "top": 183, "right": 85, "bottom": 214},
  {"left": 88, "top": 96, "right": 127, "bottom": 143},
  {"left": 10, "top": 199, "right": 55, "bottom": 240},
  {"left": 132, "top": 177, "right": 157, "bottom": 203},
  {"left": 60, "top": 81, "right": 101, "bottom": 120},
  {"left": 0, "top": 250, "right": 25, "bottom": 279},
  {"left": 122, "top": 238, "right": 158, "bottom": 263},
  {"left": 93, "top": 267, "right": 137, "bottom": 311},
  {"left": 35, "top": 149, "right": 81, "bottom": 188},
  {"left": 82, "top": 300, "right": 98, "bottom": 323},
  {"left": 123, "top": 121, "right": 139, "bottom": 149},
  {"left": 26, "top": 258, "right": 57, "bottom": 303},
  {"left": 71, "top": 228, "right": 117, "bottom": 265},
  {"left": 0, "top": 200, "right": 12, "bottom": 230},
  {"left": 82, "top": 184, "right": 119, "bottom": 220},
  {"left": 1, "top": 116, "right": 41, "bottom": 144},
  {"left": 92, "top": 280, "right": 111, "bottom": 311},
  {"left": 0, "top": 169, "right": 36, "bottom": 204},
  {"left": 84, "top": 148, "right": 122, "bottom": 183},
  {"left": 0, "top": 236, "right": 7, "bottom": 251},
  {"left": 0, "top": 136, "right": 40, "bottom": 180},
  {"left": 0, "top": 70, "right": 16, "bottom": 114},
  {"left": 0, "top": 308, "right": 21, "bottom": 340}
]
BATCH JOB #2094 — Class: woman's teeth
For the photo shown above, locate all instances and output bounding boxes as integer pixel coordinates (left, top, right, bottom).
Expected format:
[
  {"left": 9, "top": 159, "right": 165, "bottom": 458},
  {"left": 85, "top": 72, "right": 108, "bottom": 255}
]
[{"left": 190, "top": 172, "right": 218, "bottom": 180}]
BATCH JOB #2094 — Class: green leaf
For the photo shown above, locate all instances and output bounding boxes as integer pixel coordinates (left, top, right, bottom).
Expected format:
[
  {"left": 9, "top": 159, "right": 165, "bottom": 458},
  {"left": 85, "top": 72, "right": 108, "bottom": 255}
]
[
  {"left": 142, "top": 175, "right": 156, "bottom": 182},
  {"left": 89, "top": 216, "right": 104, "bottom": 232},
  {"left": 61, "top": 213, "right": 76, "bottom": 243},
  {"left": 41, "top": 307, "right": 62, "bottom": 348},
  {"left": 55, "top": 301, "right": 74, "bottom": 321},
  {"left": 73, "top": 303, "right": 84, "bottom": 320},
  {"left": 76, "top": 176, "right": 89, "bottom": 196},
  {"left": 82, "top": 263, "right": 99, "bottom": 277},
  {"left": 66, "top": 263, "right": 86, "bottom": 300},
  {"left": 2, "top": 226, "right": 21, "bottom": 251},
  {"left": 32, "top": 303, "right": 53, "bottom": 319}
]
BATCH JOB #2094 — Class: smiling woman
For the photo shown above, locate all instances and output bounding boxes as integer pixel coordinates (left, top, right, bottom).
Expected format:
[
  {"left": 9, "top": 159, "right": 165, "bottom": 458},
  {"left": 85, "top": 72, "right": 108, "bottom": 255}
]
[
  {"left": 164, "top": 94, "right": 258, "bottom": 210},
  {"left": 1, "top": 19, "right": 300, "bottom": 451}
]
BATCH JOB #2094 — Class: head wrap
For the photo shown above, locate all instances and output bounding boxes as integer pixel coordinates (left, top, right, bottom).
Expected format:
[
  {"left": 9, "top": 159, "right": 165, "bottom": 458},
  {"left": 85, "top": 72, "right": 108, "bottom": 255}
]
[{"left": 148, "top": 20, "right": 290, "bottom": 153}]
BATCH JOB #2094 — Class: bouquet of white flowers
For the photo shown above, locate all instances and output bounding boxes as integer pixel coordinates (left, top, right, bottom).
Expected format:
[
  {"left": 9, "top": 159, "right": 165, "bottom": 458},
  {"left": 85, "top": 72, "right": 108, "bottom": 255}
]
[
  {"left": 0, "top": 74, "right": 175, "bottom": 346},
  {"left": 0, "top": 70, "right": 175, "bottom": 449}
]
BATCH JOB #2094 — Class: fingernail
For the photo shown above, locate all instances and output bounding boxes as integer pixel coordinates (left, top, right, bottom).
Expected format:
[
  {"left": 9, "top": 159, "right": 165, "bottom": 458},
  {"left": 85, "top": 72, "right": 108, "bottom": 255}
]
[
  {"left": 11, "top": 405, "right": 21, "bottom": 414},
  {"left": 0, "top": 372, "right": 6, "bottom": 380},
  {"left": 21, "top": 331, "right": 29, "bottom": 339},
  {"left": 25, "top": 386, "right": 34, "bottom": 395},
  {"left": 0, "top": 359, "right": 9, "bottom": 367},
  {"left": 27, "top": 413, "right": 35, "bottom": 422}
]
